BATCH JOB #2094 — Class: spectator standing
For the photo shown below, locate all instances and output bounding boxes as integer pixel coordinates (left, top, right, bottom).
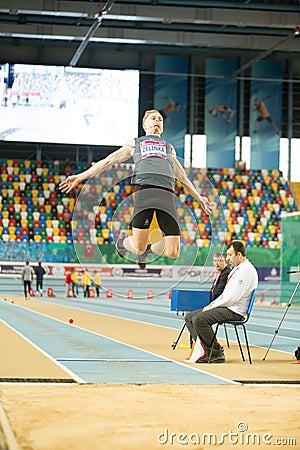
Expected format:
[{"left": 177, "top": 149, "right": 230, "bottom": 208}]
[
  {"left": 22, "top": 261, "right": 35, "bottom": 300},
  {"left": 71, "top": 268, "right": 79, "bottom": 297},
  {"left": 81, "top": 270, "right": 91, "bottom": 298},
  {"left": 65, "top": 270, "right": 72, "bottom": 297},
  {"left": 93, "top": 270, "right": 102, "bottom": 298},
  {"left": 34, "top": 262, "right": 46, "bottom": 296}
]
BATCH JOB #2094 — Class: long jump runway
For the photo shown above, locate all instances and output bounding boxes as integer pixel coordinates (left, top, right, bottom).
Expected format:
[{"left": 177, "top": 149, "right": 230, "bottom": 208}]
[
  {"left": 0, "top": 299, "right": 234, "bottom": 385},
  {"left": 1, "top": 296, "right": 299, "bottom": 385},
  {"left": 24, "top": 294, "right": 299, "bottom": 352}
]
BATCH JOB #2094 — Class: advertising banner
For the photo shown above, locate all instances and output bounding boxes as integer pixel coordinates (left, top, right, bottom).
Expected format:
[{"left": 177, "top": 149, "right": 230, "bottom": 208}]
[
  {"left": 154, "top": 55, "right": 188, "bottom": 161},
  {"left": 250, "top": 61, "right": 282, "bottom": 170},
  {"left": 205, "top": 58, "right": 238, "bottom": 168}
]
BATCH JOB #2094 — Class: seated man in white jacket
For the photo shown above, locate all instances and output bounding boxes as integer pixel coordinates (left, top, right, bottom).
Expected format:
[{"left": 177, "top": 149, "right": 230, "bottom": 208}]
[{"left": 185, "top": 240, "right": 258, "bottom": 364}]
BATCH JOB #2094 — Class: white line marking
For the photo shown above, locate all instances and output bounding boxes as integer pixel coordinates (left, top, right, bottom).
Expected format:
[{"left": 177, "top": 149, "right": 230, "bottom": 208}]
[
  {"left": 1, "top": 303, "right": 235, "bottom": 385},
  {"left": 0, "top": 319, "right": 85, "bottom": 384},
  {"left": 0, "top": 403, "right": 21, "bottom": 450}
]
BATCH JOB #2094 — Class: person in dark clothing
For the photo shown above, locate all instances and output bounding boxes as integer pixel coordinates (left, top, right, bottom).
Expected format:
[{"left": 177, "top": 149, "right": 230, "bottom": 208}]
[
  {"left": 209, "top": 253, "right": 232, "bottom": 303},
  {"left": 35, "top": 262, "right": 46, "bottom": 296}
]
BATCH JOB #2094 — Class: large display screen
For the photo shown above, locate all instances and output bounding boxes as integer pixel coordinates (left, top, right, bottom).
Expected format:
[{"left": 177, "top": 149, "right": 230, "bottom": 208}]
[{"left": 0, "top": 64, "right": 139, "bottom": 146}]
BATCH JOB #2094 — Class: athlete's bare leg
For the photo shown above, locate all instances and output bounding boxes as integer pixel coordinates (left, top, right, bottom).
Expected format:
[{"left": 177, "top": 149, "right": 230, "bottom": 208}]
[
  {"left": 151, "top": 235, "right": 180, "bottom": 258},
  {"left": 124, "top": 228, "right": 150, "bottom": 254}
]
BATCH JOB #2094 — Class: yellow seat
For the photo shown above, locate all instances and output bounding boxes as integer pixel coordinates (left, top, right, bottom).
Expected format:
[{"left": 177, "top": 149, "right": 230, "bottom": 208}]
[
  {"left": 124, "top": 214, "right": 131, "bottom": 223},
  {"left": 198, "top": 223, "right": 205, "bottom": 232},
  {"left": 54, "top": 175, "right": 61, "bottom": 185},
  {"left": 182, "top": 230, "right": 189, "bottom": 240},
  {"left": 102, "top": 229, "right": 109, "bottom": 239},
  {"left": 268, "top": 225, "right": 276, "bottom": 235},
  {"left": 255, "top": 232, "right": 261, "bottom": 242},
  {"left": 257, "top": 224, "right": 264, "bottom": 234},
  {"left": 34, "top": 235, "right": 42, "bottom": 242},
  {"left": 203, "top": 239, "right": 210, "bottom": 247},
  {"left": 226, "top": 231, "right": 232, "bottom": 241},
  {"left": 177, "top": 207, "right": 184, "bottom": 218},
  {"left": 228, "top": 224, "right": 234, "bottom": 233}
]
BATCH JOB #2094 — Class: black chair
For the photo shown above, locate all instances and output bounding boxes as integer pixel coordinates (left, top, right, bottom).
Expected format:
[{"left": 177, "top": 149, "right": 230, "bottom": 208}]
[{"left": 208, "top": 289, "right": 256, "bottom": 364}]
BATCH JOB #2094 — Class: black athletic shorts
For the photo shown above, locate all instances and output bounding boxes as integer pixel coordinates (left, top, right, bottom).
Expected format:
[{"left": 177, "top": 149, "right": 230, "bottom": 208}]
[{"left": 131, "top": 185, "right": 180, "bottom": 236}]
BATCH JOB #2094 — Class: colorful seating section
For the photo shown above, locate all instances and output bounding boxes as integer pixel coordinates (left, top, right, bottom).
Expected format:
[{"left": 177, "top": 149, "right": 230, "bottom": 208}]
[{"left": 0, "top": 160, "right": 297, "bottom": 249}]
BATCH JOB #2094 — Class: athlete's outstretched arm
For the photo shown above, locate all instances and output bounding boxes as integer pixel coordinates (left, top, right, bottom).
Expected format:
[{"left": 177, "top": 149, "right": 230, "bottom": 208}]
[
  {"left": 59, "top": 139, "right": 135, "bottom": 193},
  {"left": 172, "top": 152, "right": 215, "bottom": 215}
]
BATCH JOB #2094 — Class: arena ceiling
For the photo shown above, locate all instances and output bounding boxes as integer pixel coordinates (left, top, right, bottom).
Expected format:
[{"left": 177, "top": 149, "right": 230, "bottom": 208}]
[{"left": 0, "top": 0, "right": 299, "bottom": 64}]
